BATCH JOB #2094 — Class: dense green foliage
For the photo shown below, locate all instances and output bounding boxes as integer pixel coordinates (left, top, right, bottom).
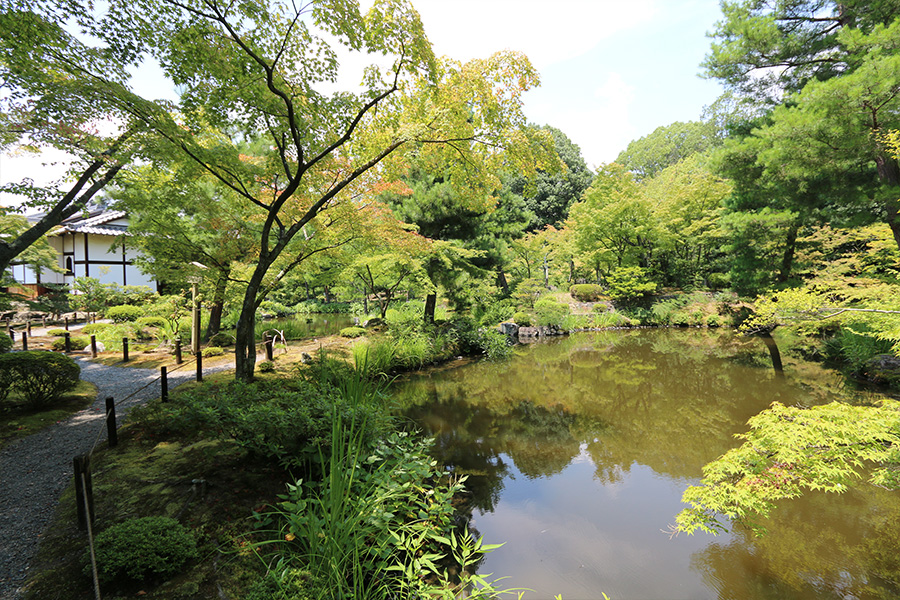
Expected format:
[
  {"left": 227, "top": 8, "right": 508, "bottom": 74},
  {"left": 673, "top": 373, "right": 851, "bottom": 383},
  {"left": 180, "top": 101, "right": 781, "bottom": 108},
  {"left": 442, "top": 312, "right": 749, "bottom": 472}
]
[
  {"left": 676, "top": 400, "right": 900, "bottom": 535},
  {"left": 92, "top": 517, "right": 198, "bottom": 584},
  {"left": 0, "top": 351, "right": 80, "bottom": 407},
  {"left": 50, "top": 335, "right": 90, "bottom": 351},
  {"left": 138, "top": 378, "right": 389, "bottom": 474},
  {"left": 105, "top": 305, "right": 145, "bottom": 323},
  {"left": 569, "top": 284, "right": 605, "bottom": 302}
]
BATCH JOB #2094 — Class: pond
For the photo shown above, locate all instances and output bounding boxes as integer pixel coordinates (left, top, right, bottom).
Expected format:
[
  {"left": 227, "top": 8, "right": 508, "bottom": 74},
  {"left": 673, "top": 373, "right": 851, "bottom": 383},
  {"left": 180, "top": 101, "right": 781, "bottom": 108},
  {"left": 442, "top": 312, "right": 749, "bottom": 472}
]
[
  {"left": 257, "top": 313, "right": 355, "bottom": 340},
  {"left": 392, "top": 329, "right": 900, "bottom": 600}
]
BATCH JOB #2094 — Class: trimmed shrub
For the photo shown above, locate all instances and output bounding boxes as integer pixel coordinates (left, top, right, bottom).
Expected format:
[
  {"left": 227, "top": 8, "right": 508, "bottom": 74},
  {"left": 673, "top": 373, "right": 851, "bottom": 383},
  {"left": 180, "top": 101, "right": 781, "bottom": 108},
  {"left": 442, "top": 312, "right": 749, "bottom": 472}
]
[
  {"left": 339, "top": 326, "right": 366, "bottom": 338},
  {"left": 201, "top": 346, "right": 224, "bottom": 357},
  {"left": 51, "top": 335, "right": 90, "bottom": 351},
  {"left": 569, "top": 284, "right": 605, "bottom": 302},
  {"left": 606, "top": 267, "right": 657, "bottom": 303},
  {"left": 0, "top": 351, "right": 80, "bottom": 407},
  {"left": 80, "top": 323, "right": 111, "bottom": 335},
  {"left": 0, "top": 334, "right": 12, "bottom": 354},
  {"left": 105, "top": 304, "right": 145, "bottom": 323},
  {"left": 257, "top": 360, "right": 275, "bottom": 373},
  {"left": 92, "top": 516, "right": 197, "bottom": 584},
  {"left": 47, "top": 328, "right": 68, "bottom": 337},
  {"left": 534, "top": 298, "right": 570, "bottom": 327},
  {"left": 513, "top": 311, "right": 532, "bottom": 327},
  {"left": 135, "top": 316, "right": 167, "bottom": 329}
]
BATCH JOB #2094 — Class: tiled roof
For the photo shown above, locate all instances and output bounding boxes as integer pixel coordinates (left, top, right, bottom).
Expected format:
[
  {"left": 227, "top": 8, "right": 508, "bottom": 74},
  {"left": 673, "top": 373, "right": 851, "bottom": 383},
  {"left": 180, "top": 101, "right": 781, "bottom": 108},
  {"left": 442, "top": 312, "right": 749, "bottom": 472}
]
[{"left": 50, "top": 210, "right": 131, "bottom": 237}]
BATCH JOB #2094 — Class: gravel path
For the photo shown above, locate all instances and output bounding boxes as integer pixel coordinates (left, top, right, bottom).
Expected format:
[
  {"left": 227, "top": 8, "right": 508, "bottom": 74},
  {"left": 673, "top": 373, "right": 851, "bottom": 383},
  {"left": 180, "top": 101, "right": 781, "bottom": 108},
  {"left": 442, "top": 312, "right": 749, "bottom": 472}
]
[{"left": 0, "top": 356, "right": 233, "bottom": 600}]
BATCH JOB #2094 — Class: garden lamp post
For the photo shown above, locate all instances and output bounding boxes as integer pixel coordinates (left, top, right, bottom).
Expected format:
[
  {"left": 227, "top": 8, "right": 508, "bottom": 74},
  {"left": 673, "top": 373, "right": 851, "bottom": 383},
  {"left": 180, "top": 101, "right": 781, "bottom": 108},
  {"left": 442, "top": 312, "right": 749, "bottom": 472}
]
[{"left": 189, "top": 262, "right": 208, "bottom": 355}]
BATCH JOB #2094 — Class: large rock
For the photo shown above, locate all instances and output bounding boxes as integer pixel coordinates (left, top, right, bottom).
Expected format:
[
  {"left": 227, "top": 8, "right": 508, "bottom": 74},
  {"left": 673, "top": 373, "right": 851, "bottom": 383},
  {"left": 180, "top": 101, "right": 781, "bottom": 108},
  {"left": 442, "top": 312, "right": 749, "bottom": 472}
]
[
  {"left": 862, "top": 354, "right": 900, "bottom": 385},
  {"left": 517, "top": 324, "right": 566, "bottom": 340},
  {"left": 499, "top": 322, "right": 519, "bottom": 337}
]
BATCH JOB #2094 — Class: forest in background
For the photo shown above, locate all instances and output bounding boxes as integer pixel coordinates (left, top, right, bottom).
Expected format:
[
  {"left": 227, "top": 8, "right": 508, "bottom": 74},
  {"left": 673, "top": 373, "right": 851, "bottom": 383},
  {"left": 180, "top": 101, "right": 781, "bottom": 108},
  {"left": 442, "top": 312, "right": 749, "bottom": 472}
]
[{"left": 3, "top": 1, "right": 900, "bottom": 597}]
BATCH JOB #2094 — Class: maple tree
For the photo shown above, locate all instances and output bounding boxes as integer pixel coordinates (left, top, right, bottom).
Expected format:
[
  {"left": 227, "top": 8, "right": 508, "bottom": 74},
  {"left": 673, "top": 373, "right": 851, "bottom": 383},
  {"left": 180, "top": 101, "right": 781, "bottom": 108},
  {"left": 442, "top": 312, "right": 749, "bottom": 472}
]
[{"left": 6, "top": 0, "right": 555, "bottom": 381}]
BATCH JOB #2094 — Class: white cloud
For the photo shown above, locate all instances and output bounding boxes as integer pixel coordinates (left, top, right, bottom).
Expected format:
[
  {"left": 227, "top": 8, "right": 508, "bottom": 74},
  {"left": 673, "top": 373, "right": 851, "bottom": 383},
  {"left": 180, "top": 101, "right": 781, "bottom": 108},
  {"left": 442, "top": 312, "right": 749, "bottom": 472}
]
[
  {"left": 413, "top": 0, "right": 659, "bottom": 69},
  {"left": 526, "top": 71, "right": 637, "bottom": 168}
]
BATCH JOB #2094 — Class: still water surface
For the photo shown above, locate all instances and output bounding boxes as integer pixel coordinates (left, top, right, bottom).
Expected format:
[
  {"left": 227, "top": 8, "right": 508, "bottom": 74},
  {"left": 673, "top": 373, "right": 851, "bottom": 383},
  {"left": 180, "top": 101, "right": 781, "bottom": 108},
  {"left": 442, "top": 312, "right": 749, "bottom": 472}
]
[{"left": 393, "top": 329, "right": 900, "bottom": 600}]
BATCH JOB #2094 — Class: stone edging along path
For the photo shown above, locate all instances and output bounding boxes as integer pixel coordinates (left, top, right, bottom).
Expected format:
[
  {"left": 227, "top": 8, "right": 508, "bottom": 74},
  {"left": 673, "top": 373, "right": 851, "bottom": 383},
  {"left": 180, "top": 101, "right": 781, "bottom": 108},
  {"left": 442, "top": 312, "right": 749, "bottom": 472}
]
[{"left": 0, "top": 356, "right": 233, "bottom": 600}]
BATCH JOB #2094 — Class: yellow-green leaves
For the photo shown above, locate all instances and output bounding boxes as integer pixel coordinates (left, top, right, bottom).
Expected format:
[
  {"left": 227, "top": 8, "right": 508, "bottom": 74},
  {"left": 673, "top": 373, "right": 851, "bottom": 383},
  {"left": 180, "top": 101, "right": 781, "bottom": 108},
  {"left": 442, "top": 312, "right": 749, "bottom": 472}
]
[{"left": 676, "top": 400, "right": 900, "bottom": 535}]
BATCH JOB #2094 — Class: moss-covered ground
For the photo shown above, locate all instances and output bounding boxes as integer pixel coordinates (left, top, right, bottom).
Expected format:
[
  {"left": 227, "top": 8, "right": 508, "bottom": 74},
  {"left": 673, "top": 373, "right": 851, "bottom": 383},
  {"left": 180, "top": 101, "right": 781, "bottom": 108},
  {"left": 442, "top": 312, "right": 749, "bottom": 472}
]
[{"left": 17, "top": 335, "right": 358, "bottom": 599}]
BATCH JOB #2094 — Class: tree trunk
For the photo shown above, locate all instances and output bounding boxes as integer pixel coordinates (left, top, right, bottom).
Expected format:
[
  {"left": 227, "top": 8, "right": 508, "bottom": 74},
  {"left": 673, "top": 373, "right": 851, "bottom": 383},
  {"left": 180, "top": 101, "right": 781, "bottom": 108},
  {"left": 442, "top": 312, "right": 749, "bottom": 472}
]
[
  {"left": 569, "top": 259, "right": 575, "bottom": 283},
  {"left": 496, "top": 269, "right": 509, "bottom": 295},
  {"left": 542, "top": 254, "right": 550, "bottom": 288},
  {"left": 776, "top": 222, "right": 800, "bottom": 283},
  {"left": 204, "top": 272, "right": 228, "bottom": 341},
  {"left": 424, "top": 293, "right": 436, "bottom": 325},
  {"left": 235, "top": 265, "right": 269, "bottom": 382},
  {"left": 875, "top": 154, "right": 900, "bottom": 251}
]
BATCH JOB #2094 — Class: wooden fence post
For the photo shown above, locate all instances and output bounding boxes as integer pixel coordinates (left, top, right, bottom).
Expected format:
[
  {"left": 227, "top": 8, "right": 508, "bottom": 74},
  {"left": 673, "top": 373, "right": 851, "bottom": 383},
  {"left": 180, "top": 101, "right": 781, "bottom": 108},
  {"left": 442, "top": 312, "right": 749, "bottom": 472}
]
[
  {"left": 74, "top": 454, "right": 95, "bottom": 530},
  {"left": 196, "top": 351, "right": 203, "bottom": 382},
  {"left": 123, "top": 338, "right": 129, "bottom": 362},
  {"left": 21, "top": 331, "right": 27, "bottom": 351},
  {"left": 264, "top": 334, "right": 274, "bottom": 361},
  {"left": 161, "top": 366, "right": 168, "bottom": 402},
  {"left": 90, "top": 335, "right": 97, "bottom": 358},
  {"left": 64, "top": 317, "right": 69, "bottom": 331},
  {"left": 174, "top": 338, "right": 182, "bottom": 365},
  {"left": 105, "top": 397, "right": 118, "bottom": 448},
  {"left": 64, "top": 332, "right": 71, "bottom": 353},
  {"left": 26, "top": 320, "right": 32, "bottom": 336}
]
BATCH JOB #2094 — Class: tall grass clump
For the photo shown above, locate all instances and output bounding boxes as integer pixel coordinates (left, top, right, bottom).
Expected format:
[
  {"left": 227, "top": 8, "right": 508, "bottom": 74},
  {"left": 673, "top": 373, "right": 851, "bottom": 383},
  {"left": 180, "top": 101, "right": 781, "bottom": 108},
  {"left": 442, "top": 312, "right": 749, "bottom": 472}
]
[{"left": 250, "top": 365, "right": 511, "bottom": 598}]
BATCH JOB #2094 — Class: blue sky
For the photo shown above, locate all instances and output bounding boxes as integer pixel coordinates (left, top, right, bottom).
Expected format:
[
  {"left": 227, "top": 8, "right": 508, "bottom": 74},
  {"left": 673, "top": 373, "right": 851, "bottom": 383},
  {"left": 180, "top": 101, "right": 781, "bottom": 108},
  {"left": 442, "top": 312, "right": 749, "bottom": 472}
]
[
  {"left": 410, "top": 0, "right": 725, "bottom": 167},
  {"left": 1, "top": 0, "right": 725, "bottom": 204}
]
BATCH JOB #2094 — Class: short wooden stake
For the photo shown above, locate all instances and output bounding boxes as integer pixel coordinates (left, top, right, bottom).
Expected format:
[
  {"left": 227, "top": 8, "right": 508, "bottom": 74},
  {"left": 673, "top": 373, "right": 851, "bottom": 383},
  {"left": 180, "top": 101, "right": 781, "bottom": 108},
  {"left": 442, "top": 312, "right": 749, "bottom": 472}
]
[
  {"left": 42, "top": 316, "right": 46, "bottom": 327},
  {"left": 123, "top": 338, "right": 129, "bottom": 362},
  {"left": 26, "top": 320, "right": 32, "bottom": 335},
  {"left": 74, "top": 454, "right": 95, "bottom": 530},
  {"left": 174, "top": 338, "right": 182, "bottom": 365},
  {"left": 64, "top": 332, "right": 71, "bottom": 353},
  {"left": 196, "top": 351, "right": 203, "bottom": 382},
  {"left": 264, "top": 334, "right": 274, "bottom": 361},
  {"left": 90, "top": 335, "right": 97, "bottom": 358},
  {"left": 105, "top": 397, "right": 118, "bottom": 448},
  {"left": 21, "top": 331, "right": 27, "bottom": 351},
  {"left": 64, "top": 316, "right": 69, "bottom": 331},
  {"left": 9, "top": 329, "right": 14, "bottom": 342},
  {"left": 161, "top": 366, "right": 168, "bottom": 402}
]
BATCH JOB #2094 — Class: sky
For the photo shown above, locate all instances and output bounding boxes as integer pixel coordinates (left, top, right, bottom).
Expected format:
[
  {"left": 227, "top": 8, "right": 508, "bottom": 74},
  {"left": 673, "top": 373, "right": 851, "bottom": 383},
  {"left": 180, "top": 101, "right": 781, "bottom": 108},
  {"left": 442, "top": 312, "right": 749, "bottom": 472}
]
[
  {"left": 407, "top": 0, "right": 725, "bottom": 168},
  {"left": 0, "top": 0, "right": 726, "bottom": 205}
]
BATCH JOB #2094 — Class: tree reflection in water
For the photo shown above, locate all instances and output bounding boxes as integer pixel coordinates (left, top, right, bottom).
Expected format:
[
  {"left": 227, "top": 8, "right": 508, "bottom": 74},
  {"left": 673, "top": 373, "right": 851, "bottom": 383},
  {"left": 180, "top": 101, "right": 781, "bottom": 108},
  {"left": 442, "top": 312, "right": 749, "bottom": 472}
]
[{"left": 392, "top": 329, "right": 900, "bottom": 599}]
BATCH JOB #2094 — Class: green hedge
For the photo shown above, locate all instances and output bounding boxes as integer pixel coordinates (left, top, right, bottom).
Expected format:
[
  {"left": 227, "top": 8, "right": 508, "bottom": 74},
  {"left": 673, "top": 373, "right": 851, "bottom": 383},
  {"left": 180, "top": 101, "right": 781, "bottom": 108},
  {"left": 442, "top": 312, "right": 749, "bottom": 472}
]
[
  {"left": 0, "top": 351, "right": 80, "bottom": 407},
  {"left": 339, "top": 326, "right": 367, "bottom": 338},
  {"left": 569, "top": 284, "right": 606, "bottom": 302},
  {"left": 92, "top": 516, "right": 197, "bottom": 584},
  {"left": 513, "top": 311, "right": 532, "bottom": 327},
  {"left": 105, "top": 304, "right": 145, "bottom": 323},
  {"left": 135, "top": 316, "right": 167, "bottom": 329},
  {"left": 80, "top": 323, "right": 111, "bottom": 335},
  {"left": 51, "top": 335, "right": 90, "bottom": 351},
  {"left": 0, "top": 334, "right": 12, "bottom": 354}
]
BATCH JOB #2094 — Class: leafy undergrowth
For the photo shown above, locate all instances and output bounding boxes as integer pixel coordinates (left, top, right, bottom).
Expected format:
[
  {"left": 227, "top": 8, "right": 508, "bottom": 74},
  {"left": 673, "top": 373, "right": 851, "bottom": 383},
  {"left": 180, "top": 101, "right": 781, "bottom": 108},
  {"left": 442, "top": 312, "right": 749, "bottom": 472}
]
[
  {"left": 0, "top": 381, "right": 96, "bottom": 450},
  {"left": 22, "top": 412, "right": 290, "bottom": 600}
]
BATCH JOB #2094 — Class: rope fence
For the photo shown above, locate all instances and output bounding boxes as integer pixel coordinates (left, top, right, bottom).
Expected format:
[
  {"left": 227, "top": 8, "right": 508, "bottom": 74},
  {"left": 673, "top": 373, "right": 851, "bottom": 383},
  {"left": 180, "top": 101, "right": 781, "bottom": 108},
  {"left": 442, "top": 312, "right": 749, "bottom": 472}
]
[{"left": 72, "top": 352, "right": 201, "bottom": 600}]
